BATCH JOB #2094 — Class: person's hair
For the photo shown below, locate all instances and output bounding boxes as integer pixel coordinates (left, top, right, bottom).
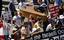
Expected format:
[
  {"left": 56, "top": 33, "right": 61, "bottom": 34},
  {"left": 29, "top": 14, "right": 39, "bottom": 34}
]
[
  {"left": 49, "top": 0, "right": 55, "bottom": 4},
  {"left": 20, "top": 24, "right": 27, "bottom": 29}
]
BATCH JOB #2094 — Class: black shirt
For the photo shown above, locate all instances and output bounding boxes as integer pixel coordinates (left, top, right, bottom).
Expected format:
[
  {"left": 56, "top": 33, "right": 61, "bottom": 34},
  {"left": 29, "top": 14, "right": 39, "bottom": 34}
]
[
  {"left": 33, "top": 0, "right": 42, "bottom": 5},
  {"left": 9, "top": 2, "right": 16, "bottom": 12}
]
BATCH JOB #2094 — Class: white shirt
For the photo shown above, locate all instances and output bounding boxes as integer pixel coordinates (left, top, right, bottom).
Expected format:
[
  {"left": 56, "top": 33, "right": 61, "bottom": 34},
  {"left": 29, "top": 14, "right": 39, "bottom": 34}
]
[
  {"left": 59, "top": 15, "right": 64, "bottom": 19},
  {"left": 46, "top": 24, "right": 52, "bottom": 31},
  {"left": 13, "top": 15, "right": 21, "bottom": 27}
]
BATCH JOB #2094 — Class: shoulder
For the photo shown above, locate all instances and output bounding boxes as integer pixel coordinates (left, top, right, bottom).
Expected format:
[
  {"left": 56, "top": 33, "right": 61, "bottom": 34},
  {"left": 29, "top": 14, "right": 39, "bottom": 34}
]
[
  {"left": 13, "top": 16, "right": 17, "bottom": 18},
  {"left": 47, "top": 24, "right": 52, "bottom": 27},
  {"left": 19, "top": 2, "right": 22, "bottom": 5},
  {"left": 13, "top": 16, "right": 17, "bottom": 20}
]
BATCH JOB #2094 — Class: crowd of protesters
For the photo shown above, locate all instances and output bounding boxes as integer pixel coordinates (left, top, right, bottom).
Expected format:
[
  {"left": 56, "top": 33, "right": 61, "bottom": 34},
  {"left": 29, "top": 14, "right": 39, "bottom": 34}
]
[{"left": 0, "top": 0, "right": 64, "bottom": 40}]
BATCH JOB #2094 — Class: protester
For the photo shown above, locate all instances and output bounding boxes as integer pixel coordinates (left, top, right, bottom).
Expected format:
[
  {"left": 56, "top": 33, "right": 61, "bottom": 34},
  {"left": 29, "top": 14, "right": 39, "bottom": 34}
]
[
  {"left": 3, "top": 20, "right": 9, "bottom": 40},
  {"left": 34, "top": 0, "right": 47, "bottom": 13},
  {"left": 28, "top": 15, "right": 37, "bottom": 32},
  {"left": 2, "top": 8, "right": 12, "bottom": 23},
  {"left": 0, "top": 18, "right": 5, "bottom": 40},
  {"left": 1, "top": 0, "right": 64, "bottom": 40},
  {"left": 18, "top": 1, "right": 23, "bottom": 9},
  {"left": 8, "top": 0, "right": 16, "bottom": 17},
  {"left": 48, "top": 0, "right": 59, "bottom": 18},
  {"left": 20, "top": 25, "right": 28, "bottom": 40},
  {"left": 58, "top": 3, "right": 64, "bottom": 27},
  {"left": 2, "top": 8, "right": 9, "bottom": 22},
  {"left": 24, "top": 17, "right": 32, "bottom": 32},
  {"left": 12, "top": 11, "right": 22, "bottom": 28}
]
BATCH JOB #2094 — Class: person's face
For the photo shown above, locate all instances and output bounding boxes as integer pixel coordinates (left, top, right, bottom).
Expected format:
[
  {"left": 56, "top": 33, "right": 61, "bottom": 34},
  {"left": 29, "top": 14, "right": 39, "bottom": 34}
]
[{"left": 17, "top": 11, "right": 21, "bottom": 16}]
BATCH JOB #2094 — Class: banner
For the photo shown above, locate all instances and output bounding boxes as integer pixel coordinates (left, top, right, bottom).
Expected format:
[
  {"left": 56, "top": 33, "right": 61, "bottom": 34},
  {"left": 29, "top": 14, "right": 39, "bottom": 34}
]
[{"left": 28, "top": 28, "right": 64, "bottom": 40}]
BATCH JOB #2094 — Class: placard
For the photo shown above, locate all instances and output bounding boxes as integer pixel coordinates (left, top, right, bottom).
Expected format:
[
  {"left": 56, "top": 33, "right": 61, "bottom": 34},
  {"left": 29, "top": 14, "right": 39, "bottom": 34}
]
[{"left": 27, "top": 28, "right": 64, "bottom": 40}]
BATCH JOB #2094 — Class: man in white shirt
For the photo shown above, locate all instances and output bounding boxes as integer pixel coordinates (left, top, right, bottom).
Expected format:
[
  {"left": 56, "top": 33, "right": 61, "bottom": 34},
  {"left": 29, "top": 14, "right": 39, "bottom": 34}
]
[{"left": 12, "top": 11, "right": 22, "bottom": 27}]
